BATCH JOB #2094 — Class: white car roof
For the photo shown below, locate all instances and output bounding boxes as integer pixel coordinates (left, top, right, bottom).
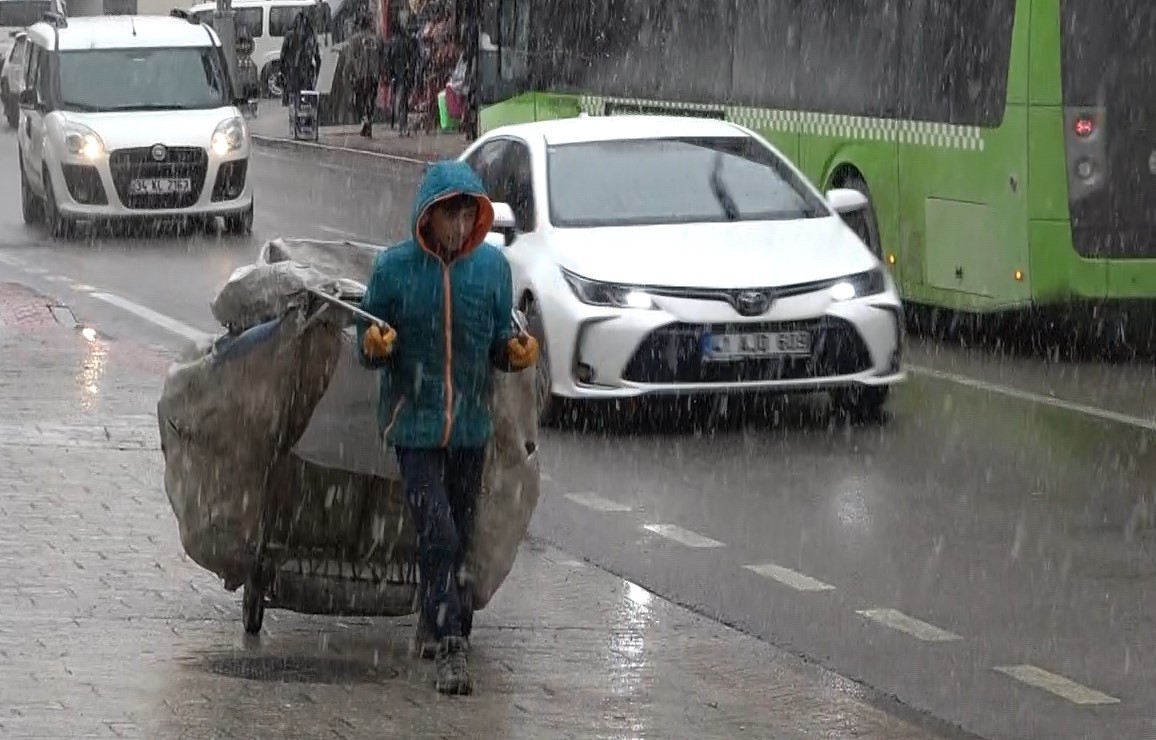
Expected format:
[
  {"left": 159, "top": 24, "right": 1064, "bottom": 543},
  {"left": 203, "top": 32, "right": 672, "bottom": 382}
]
[
  {"left": 27, "top": 15, "right": 220, "bottom": 51},
  {"left": 491, "top": 115, "right": 752, "bottom": 146}
]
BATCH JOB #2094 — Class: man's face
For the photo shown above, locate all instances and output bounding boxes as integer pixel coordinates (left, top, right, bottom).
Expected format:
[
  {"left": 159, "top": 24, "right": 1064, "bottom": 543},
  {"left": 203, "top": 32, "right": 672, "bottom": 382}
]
[{"left": 426, "top": 194, "right": 479, "bottom": 253}]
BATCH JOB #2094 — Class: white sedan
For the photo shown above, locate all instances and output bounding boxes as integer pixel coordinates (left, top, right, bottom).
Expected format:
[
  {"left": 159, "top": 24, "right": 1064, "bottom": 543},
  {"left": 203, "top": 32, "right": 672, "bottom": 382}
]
[{"left": 460, "top": 115, "right": 905, "bottom": 423}]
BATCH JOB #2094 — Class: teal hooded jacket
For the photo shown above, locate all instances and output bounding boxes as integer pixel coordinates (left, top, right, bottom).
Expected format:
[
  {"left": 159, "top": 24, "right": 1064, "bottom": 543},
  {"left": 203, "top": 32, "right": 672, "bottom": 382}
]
[{"left": 357, "top": 160, "right": 517, "bottom": 449}]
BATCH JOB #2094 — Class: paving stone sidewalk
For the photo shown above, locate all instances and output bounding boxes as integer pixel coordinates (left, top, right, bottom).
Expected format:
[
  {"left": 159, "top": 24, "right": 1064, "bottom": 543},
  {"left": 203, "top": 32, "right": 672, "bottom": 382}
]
[
  {"left": 248, "top": 101, "right": 467, "bottom": 163},
  {"left": 0, "top": 281, "right": 950, "bottom": 739}
]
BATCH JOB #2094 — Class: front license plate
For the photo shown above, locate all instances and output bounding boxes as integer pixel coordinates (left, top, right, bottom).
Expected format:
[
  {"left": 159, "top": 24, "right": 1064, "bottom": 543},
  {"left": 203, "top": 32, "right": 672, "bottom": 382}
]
[
  {"left": 704, "top": 331, "right": 811, "bottom": 360},
  {"left": 128, "top": 177, "right": 192, "bottom": 196}
]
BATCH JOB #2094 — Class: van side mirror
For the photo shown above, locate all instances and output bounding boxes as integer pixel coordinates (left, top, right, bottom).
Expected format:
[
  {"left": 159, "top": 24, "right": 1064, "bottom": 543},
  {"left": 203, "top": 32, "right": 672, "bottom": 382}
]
[
  {"left": 18, "top": 88, "right": 37, "bottom": 109},
  {"left": 488, "top": 202, "right": 517, "bottom": 246}
]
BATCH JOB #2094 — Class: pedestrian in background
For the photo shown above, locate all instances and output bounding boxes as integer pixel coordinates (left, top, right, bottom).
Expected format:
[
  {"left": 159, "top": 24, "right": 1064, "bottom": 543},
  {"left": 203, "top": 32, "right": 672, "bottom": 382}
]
[
  {"left": 357, "top": 160, "right": 539, "bottom": 695},
  {"left": 345, "top": 14, "right": 384, "bottom": 138}
]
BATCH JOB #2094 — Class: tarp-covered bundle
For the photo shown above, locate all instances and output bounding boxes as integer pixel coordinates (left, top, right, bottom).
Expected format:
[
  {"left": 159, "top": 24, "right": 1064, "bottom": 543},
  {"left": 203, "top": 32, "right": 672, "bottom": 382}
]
[{"left": 157, "top": 238, "right": 540, "bottom": 615}]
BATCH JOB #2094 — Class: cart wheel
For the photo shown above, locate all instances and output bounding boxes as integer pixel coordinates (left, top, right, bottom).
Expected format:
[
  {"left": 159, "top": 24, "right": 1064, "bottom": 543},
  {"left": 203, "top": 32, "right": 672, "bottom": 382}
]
[{"left": 242, "top": 582, "right": 265, "bottom": 634}]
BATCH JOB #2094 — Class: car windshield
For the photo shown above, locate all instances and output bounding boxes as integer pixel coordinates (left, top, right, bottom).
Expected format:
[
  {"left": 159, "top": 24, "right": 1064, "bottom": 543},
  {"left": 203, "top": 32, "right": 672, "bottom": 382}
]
[
  {"left": 57, "top": 46, "right": 229, "bottom": 112},
  {"left": 546, "top": 136, "right": 829, "bottom": 228}
]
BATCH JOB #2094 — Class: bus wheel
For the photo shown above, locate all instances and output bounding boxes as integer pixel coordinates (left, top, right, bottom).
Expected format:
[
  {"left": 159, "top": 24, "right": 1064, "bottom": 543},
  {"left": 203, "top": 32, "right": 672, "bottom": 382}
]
[{"left": 840, "top": 174, "right": 882, "bottom": 259}]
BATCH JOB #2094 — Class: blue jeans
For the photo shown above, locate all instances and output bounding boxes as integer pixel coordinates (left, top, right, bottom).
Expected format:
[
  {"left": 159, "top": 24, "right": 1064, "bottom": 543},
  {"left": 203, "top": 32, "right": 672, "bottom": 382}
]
[{"left": 395, "top": 447, "right": 485, "bottom": 641}]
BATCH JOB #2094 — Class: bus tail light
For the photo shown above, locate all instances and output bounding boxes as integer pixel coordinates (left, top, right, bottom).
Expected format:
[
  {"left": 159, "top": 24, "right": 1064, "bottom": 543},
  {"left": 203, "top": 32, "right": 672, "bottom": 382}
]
[{"left": 1063, "top": 107, "right": 1107, "bottom": 203}]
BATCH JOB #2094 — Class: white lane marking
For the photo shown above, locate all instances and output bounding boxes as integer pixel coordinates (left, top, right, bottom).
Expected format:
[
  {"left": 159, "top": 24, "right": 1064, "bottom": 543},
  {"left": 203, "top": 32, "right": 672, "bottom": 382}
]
[
  {"left": 89, "top": 292, "right": 208, "bottom": 343},
  {"left": 994, "top": 665, "right": 1120, "bottom": 705},
  {"left": 856, "top": 608, "right": 962, "bottom": 642},
  {"left": 45, "top": 274, "right": 71, "bottom": 283},
  {"left": 316, "top": 225, "right": 377, "bottom": 243},
  {"left": 907, "top": 364, "right": 1156, "bottom": 433},
  {"left": 745, "top": 563, "right": 835, "bottom": 592},
  {"left": 641, "top": 523, "right": 724, "bottom": 548},
  {"left": 72, "top": 284, "right": 97, "bottom": 293},
  {"left": 25, "top": 266, "right": 47, "bottom": 275},
  {"left": 0, "top": 253, "right": 26, "bottom": 266},
  {"left": 252, "top": 136, "right": 427, "bottom": 166},
  {"left": 564, "top": 492, "right": 633, "bottom": 512}
]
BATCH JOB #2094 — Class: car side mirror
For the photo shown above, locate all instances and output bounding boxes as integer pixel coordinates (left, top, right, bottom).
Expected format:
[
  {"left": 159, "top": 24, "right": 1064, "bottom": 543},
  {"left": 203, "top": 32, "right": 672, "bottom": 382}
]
[
  {"left": 489, "top": 201, "right": 517, "bottom": 246},
  {"left": 18, "top": 88, "right": 37, "bottom": 109},
  {"left": 825, "top": 188, "right": 869, "bottom": 216}
]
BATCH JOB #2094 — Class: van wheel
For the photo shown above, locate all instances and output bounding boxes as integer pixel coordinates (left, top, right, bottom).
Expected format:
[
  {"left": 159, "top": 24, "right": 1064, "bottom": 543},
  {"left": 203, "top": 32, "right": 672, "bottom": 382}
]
[
  {"left": 21, "top": 160, "right": 42, "bottom": 225},
  {"left": 839, "top": 174, "right": 882, "bottom": 259},
  {"left": 224, "top": 202, "right": 253, "bottom": 236},
  {"left": 42, "top": 167, "right": 73, "bottom": 239},
  {"left": 262, "top": 62, "right": 282, "bottom": 98}
]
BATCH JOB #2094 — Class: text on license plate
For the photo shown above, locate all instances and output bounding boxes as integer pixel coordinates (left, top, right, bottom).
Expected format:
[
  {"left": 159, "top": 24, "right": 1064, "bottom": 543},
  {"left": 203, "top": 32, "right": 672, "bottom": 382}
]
[
  {"left": 704, "top": 331, "right": 811, "bottom": 360},
  {"left": 128, "top": 178, "right": 192, "bottom": 196}
]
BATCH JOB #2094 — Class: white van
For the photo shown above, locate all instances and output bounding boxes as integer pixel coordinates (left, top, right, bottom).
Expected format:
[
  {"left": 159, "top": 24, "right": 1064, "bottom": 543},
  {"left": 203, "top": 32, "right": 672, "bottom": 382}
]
[
  {"left": 16, "top": 13, "right": 253, "bottom": 237},
  {"left": 188, "top": 0, "right": 324, "bottom": 97}
]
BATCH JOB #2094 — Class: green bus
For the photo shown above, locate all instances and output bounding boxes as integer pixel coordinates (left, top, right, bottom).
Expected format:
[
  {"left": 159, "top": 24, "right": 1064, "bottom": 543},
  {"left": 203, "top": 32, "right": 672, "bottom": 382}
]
[{"left": 473, "top": 0, "right": 1153, "bottom": 313}]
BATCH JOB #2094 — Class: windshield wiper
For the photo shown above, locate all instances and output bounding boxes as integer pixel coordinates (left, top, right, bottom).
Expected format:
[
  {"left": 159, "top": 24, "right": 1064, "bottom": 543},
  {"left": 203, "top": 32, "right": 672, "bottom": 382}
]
[{"left": 709, "top": 151, "right": 741, "bottom": 221}]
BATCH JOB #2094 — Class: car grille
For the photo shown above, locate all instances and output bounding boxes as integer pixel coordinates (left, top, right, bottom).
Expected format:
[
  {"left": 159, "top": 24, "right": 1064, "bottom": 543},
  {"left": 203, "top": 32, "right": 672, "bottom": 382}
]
[
  {"left": 109, "top": 146, "right": 207, "bottom": 210},
  {"left": 211, "top": 159, "right": 247, "bottom": 201},
  {"left": 621, "top": 318, "right": 871, "bottom": 384},
  {"left": 62, "top": 164, "right": 107, "bottom": 205}
]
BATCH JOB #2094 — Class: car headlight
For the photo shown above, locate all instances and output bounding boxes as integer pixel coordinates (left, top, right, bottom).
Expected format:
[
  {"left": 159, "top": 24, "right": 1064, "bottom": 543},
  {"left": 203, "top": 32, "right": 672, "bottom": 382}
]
[
  {"left": 211, "top": 116, "right": 246, "bottom": 156},
  {"left": 64, "top": 124, "right": 104, "bottom": 160},
  {"left": 829, "top": 268, "right": 886, "bottom": 301},
  {"left": 561, "top": 268, "right": 655, "bottom": 309}
]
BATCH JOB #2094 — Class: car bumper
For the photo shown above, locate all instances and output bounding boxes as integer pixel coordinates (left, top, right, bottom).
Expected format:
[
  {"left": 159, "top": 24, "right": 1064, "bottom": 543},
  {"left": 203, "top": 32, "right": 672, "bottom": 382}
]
[
  {"left": 541, "top": 282, "right": 906, "bottom": 400},
  {"left": 51, "top": 150, "right": 253, "bottom": 220}
]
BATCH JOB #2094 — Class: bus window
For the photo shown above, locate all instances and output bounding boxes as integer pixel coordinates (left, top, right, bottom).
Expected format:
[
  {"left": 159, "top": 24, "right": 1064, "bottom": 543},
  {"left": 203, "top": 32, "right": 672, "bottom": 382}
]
[
  {"left": 901, "top": 0, "right": 1015, "bottom": 127},
  {"left": 0, "top": 0, "right": 52, "bottom": 27}
]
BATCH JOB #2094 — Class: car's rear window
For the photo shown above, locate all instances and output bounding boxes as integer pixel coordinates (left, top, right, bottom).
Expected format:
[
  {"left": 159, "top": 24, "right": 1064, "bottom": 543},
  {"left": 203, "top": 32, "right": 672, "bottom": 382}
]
[{"left": 546, "top": 136, "right": 827, "bottom": 228}]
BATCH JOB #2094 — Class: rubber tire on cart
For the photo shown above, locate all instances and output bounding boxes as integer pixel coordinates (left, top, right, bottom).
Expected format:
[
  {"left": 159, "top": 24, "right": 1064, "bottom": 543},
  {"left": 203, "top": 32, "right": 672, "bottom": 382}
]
[
  {"left": 21, "top": 158, "right": 42, "bottom": 224},
  {"left": 224, "top": 202, "right": 254, "bottom": 236},
  {"left": 242, "top": 577, "right": 265, "bottom": 634},
  {"left": 524, "top": 298, "right": 560, "bottom": 427},
  {"left": 830, "top": 386, "right": 889, "bottom": 423}
]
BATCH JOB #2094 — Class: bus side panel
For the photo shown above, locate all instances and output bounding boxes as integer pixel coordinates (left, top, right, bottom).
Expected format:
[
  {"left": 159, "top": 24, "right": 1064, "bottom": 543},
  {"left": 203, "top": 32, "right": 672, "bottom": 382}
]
[{"left": 801, "top": 140, "right": 900, "bottom": 283}]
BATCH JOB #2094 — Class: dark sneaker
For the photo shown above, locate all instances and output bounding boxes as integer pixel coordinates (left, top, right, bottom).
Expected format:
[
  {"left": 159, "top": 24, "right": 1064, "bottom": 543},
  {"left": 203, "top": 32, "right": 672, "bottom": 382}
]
[{"left": 435, "top": 637, "right": 473, "bottom": 695}]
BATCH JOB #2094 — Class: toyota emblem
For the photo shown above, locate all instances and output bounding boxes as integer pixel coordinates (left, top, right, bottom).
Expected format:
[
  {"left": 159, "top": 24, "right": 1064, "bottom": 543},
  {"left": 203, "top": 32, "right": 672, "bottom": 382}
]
[
  {"left": 150, "top": 144, "right": 167, "bottom": 162},
  {"left": 734, "top": 290, "right": 770, "bottom": 316}
]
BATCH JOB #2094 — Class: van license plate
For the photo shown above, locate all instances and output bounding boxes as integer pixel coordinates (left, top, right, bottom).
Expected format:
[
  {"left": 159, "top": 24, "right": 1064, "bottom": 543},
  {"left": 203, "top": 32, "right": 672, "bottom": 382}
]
[{"left": 129, "top": 178, "right": 192, "bottom": 195}]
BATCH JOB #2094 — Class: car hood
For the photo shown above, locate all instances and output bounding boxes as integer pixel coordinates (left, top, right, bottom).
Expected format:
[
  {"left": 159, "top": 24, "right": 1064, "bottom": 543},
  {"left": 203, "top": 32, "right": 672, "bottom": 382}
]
[
  {"left": 59, "top": 107, "right": 240, "bottom": 151},
  {"left": 547, "top": 217, "right": 879, "bottom": 289}
]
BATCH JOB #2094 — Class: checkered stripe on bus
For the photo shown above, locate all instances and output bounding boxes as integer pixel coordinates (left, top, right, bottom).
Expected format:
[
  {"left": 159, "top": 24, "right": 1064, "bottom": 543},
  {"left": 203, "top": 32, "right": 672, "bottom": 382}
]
[{"left": 577, "top": 95, "right": 985, "bottom": 152}]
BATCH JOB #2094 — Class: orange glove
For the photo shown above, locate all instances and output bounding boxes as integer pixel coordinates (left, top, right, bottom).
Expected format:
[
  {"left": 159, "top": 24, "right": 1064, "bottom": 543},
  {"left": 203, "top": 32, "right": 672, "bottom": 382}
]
[
  {"left": 507, "top": 333, "right": 539, "bottom": 370},
  {"left": 362, "top": 324, "right": 397, "bottom": 360}
]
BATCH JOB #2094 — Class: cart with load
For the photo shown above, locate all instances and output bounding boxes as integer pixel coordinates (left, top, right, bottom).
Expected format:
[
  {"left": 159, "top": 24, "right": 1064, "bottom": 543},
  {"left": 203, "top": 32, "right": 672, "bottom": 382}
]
[{"left": 157, "top": 238, "right": 540, "bottom": 633}]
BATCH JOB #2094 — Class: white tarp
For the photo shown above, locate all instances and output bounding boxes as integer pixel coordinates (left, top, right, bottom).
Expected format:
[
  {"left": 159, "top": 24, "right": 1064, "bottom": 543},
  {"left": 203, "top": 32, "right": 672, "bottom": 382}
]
[{"left": 158, "top": 238, "right": 540, "bottom": 613}]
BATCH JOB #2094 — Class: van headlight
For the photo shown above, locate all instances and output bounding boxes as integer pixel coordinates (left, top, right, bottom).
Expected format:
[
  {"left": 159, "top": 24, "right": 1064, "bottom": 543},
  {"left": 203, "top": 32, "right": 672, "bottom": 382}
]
[
  {"left": 829, "top": 268, "right": 886, "bottom": 301},
  {"left": 562, "top": 268, "right": 655, "bottom": 309},
  {"left": 64, "top": 124, "right": 104, "bottom": 160},
  {"left": 211, "top": 116, "right": 245, "bottom": 156}
]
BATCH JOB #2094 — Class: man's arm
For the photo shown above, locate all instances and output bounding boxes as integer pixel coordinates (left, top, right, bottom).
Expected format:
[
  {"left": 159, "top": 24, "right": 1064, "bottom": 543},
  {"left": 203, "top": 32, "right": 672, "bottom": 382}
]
[
  {"left": 357, "top": 253, "right": 394, "bottom": 369},
  {"left": 490, "top": 254, "right": 518, "bottom": 372}
]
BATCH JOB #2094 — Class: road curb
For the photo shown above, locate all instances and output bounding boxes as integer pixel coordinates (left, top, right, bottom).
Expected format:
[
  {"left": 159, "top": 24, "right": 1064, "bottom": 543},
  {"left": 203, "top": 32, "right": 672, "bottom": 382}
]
[{"left": 251, "top": 134, "right": 434, "bottom": 167}]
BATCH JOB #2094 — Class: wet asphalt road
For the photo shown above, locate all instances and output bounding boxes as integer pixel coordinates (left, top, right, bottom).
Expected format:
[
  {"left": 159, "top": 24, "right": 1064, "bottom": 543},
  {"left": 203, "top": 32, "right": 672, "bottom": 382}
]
[{"left": 2, "top": 132, "right": 1155, "bottom": 740}]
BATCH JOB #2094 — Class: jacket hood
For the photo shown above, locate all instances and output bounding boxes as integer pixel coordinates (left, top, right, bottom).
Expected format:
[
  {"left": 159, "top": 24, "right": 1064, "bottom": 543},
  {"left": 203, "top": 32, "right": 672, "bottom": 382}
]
[{"left": 412, "top": 160, "right": 495, "bottom": 261}]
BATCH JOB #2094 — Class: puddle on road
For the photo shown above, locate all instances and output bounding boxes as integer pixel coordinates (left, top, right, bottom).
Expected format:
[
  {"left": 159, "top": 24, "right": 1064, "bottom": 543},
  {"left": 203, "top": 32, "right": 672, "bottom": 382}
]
[{"left": 204, "top": 653, "right": 401, "bottom": 684}]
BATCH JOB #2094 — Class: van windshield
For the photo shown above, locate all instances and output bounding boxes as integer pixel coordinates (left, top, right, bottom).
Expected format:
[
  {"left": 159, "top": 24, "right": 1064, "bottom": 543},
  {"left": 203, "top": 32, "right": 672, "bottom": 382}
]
[{"left": 57, "top": 46, "right": 229, "bottom": 112}]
